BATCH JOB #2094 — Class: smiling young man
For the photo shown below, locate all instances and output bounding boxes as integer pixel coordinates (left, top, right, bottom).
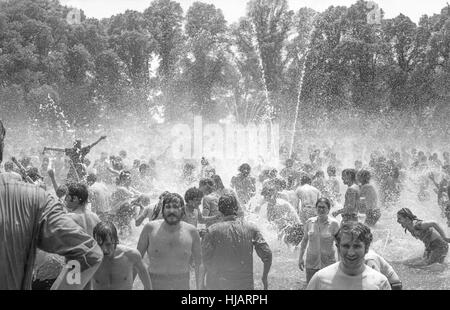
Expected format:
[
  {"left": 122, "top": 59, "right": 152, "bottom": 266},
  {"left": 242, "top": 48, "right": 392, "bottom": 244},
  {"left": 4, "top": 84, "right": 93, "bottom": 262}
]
[{"left": 306, "top": 222, "right": 391, "bottom": 290}]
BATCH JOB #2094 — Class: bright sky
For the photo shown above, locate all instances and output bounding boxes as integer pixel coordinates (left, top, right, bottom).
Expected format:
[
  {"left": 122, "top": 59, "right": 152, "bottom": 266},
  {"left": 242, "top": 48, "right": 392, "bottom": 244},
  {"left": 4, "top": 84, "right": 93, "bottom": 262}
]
[{"left": 59, "top": 0, "right": 449, "bottom": 23}]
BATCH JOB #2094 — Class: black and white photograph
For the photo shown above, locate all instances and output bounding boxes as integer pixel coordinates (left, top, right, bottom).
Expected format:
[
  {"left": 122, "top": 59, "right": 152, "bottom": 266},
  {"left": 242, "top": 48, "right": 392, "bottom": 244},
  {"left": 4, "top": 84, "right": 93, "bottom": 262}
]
[{"left": 1, "top": 0, "right": 450, "bottom": 293}]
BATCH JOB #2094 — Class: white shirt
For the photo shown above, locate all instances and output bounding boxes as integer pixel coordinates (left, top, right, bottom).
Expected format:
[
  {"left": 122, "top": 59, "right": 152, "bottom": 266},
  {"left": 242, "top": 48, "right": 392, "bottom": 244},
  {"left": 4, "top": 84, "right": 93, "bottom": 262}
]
[{"left": 306, "top": 262, "right": 391, "bottom": 290}]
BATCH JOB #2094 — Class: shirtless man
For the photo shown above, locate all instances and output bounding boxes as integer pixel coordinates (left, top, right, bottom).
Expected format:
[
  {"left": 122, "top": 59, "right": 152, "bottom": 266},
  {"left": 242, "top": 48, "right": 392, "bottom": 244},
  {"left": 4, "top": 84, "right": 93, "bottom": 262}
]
[
  {"left": 93, "top": 222, "right": 152, "bottom": 290},
  {"left": 137, "top": 193, "right": 202, "bottom": 290},
  {"left": 332, "top": 169, "right": 360, "bottom": 223},
  {"left": 65, "top": 183, "right": 101, "bottom": 236}
]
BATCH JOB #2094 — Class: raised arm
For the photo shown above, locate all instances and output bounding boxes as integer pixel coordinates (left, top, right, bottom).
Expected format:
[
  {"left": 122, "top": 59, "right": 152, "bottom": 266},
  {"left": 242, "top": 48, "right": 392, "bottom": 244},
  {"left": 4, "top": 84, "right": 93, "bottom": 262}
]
[
  {"left": 88, "top": 136, "right": 107, "bottom": 150},
  {"left": 43, "top": 147, "right": 66, "bottom": 153},
  {"left": 47, "top": 169, "right": 59, "bottom": 193}
]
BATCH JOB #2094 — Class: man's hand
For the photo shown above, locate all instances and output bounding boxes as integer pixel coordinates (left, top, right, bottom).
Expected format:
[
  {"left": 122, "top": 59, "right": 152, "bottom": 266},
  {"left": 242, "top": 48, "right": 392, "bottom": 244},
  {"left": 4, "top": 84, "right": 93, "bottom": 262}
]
[
  {"left": 42, "top": 147, "right": 48, "bottom": 154},
  {"left": 100, "top": 135, "right": 107, "bottom": 140},
  {"left": 298, "top": 258, "right": 305, "bottom": 271},
  {"left": 445, "top": 237, "right": 450, "bottom": 243},
  {"left": 332, "top": 211, "right": 339, "bottom": 217},
  {"left": 262, "top": 275, "right": 269, "bottom": 290},
  {"left": 48, "top": 169, "right": 55, "bottom": 178}
]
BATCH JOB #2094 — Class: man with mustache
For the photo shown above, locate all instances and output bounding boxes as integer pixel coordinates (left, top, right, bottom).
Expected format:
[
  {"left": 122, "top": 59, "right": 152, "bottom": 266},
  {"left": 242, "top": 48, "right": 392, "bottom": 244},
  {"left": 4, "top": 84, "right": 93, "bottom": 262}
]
[
  {"left": 306, "top": 222, "right": 391, "bottom": 290},
  {"left": 0, "top": 119, "right": 103, "bottom": 290},
  {"left": 137, "top": 193, "right": 202, "bottom": 290}
]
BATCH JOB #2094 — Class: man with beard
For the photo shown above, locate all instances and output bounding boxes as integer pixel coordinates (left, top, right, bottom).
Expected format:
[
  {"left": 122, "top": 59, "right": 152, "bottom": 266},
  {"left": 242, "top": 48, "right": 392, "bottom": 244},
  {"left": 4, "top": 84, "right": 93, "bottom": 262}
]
[
  {"left": 307, "top": 222, "right": 391, "bottom": 290},
  {"left": 201, "top": 194, "right": 272, "bottom": 290},
  {"left": 0, "top": 120, "right": 103, "bottom": 290},
  {"left": 332, "top": 169, "right": 360, "bottom": 223},
  {"left": 231, "top": 163, "right": 256, "bottom": 206},
  {"left": 43, "top": 136, "right": 107, "bottom": 183},
  {"left": 137, "top": 193, "right": 202, "bottom": 290}
]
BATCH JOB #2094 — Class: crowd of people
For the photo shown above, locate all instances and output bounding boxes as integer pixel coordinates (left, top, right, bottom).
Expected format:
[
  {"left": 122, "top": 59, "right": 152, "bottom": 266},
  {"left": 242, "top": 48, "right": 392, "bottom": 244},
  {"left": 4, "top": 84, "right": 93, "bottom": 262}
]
[{"left": 1, "top": 119, "right": 450, "bottom": 290}]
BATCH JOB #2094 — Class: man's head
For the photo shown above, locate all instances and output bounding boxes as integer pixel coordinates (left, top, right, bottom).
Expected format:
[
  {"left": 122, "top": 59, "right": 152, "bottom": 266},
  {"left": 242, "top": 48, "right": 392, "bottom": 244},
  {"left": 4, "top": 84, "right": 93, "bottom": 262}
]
[
  {"left": 4, "top": 161, "right": 14, "bottom": 172},
  {"left": 133, "top": 159, "right": 141, "bottom": 169},
  {"left": 65, "top": 183, "right": 89, "bottom": 211},
  {"left": 335, "top": 222, "right": 373, "bottom": 273},
  {"left": 86, "top": 173, "right": 97, "bottom": 186},
  {"left": 118, "top": 170, "right": 132, "bottom": 187},
  {"left": 239, "top": 163, "right": 251, "bottom": 177},
  {"left": 354, "top": 160, "right": 362, "bottom": 170},
  {"left": 74, "top": 140, "right": 82, "bottom": 149},
  {"left": 0, "top": 120, "right": 5, "bottom": 164},
  {"left": 342, "top": 169, "right": 356, "bottom": 186},
  {"left": 316, "top": 197, "right": 331, "bottom": 217},
  {"left": 327, "top": 166, "right": 336, "bottom": 177},
  {"left": 162, "top": 193, "right": 185, "bottom": 226},
  {"left": 218, "top": 194, "right": 238, "bottom": 216},
  {"left": 184, "top": 187, "right": 204, "bottom": 209},
  {"left": 201, "top": 157, "right": 209, "bottom": 166},
  {"left": 285, "top": 158, "right": 294, "bottom": 168},
  {"left": 300, "top": 175, "right": 311, "bottom": 186},
  {"left": 56, "top": 184, "right": 68, "bottom": 199},
  {"left": 139, "top": 163, "right": 150, "bottom": 176},
  {"left": 261, "top": 185, "right": 277, "bottom": 203},
  {"left": 119, "top": 150, "right": 127, "bottom": 159},
  {"left": 199, "top": 178, "right": 215, "bottom": 195},
  {"left": 357, "top": 169, "right": 371, "bottom": 185},
  {"left": 211, "top": 174, "right": 225, "bottom": 191},
  {"left": 93, "top": 221, "right": 119, "bottom": 258}
]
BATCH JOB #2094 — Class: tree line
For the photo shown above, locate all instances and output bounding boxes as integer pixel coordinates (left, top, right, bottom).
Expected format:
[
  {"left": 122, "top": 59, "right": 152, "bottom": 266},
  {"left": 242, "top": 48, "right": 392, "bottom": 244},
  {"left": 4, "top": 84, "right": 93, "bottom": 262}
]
[{"left": 0, "top": 0, "right": 449, "bottom": 132}]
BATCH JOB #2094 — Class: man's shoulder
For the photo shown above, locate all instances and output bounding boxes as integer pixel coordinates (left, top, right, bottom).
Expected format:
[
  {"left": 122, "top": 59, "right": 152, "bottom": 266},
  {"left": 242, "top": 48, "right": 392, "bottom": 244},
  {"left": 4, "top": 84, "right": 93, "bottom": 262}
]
[
  {"left": 119, "top": 245, "right": 141, "bottom": 260},
  {"left": 363, "top": 265, "right": 390, "bottom": 284},
  {"left": 180, "top": 220, "right": 199, "bottom": 233},
  {"left": 315, "top": 262, "right": 340, "bottom": 278}
]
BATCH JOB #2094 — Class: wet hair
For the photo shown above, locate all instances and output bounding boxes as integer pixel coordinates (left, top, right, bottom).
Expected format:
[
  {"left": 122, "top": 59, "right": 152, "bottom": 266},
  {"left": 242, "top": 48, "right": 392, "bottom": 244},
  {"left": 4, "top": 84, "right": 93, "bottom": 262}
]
[
  {"left": 93, "top": 222, "right": 119, "bottom": 246},
  {"left": 239, "top": 163, "right": 251, "bottom": 173},
  {"left": 342, "top": 169, "right": 356, "bottom": 182},
  {"left": 159, "top": 191, "right": 171, "bottom": 200},
  {"left": 67, "top": 183, "right": 89, "bottom": 205},
  {"left": 301, "top": 175, "right": 311, "bottom": 185},
  {"left": 285, "top": 158, "right": 294, "bottom": 167},
  {"left": 119, "top": 170, "right": 132, "bottom": 181},
  {"left": 218, "top": 194, "right": 238, "bottom": 216},
  {"left": 86, "top": 173, "right": 97, "bottom": 184},
  {"left": 4, "top": 161, "right": 14, "bottom": 171},
  {"left": 397, "top": 208, "right": 421, "bottom": 234},
  {"left": 335, "top": 222, "right": 373, "bottom": 251},
  {"left": 56, "top": 184, "right": 68, "bottom": 199},
  {"left": 315, "top": 170, "right": 325, "bottom": 178},
  {"left": 184, "top": 187, "right": 204, "bottom": 203},
  {"left": 327, "top": 166, "right": 336, "bottom": 176},
  {"left": 162, "top": 192, "right": 185, "bottom": 210},
  {"left": 357, "top": 169, "right": 371, "bottom": 184},
  {"left": 397, "top": 208, "right": 419, "bottom": 221},
  {"left": 184, "top": 162, "right": 195, "bottom": 171},
  {"left": 211, "top": 174, "right": 225, "bottom": 190},
  {"left": 316, "top": 197, "right": 331, "bottom": 210},
  {"left": 269, "top": 169, "right": 278, "bottom": 178},
  {"left": 119, "top": 150, "right": 127, "bottom": 157},
  {"left": 139, "top": 163, "right": 150, "bottom": 173},
  {"left": 199, "top": 178, "right": 215, "bottom": 192}
]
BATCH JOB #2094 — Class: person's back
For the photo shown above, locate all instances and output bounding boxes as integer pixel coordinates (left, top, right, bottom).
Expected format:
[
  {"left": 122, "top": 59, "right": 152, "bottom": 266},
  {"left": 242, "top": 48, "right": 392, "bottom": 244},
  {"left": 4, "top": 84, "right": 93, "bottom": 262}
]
[
  {"left": 0, "top": 174, "right": 102, "bottom": 289},
  {"left": 202, "top": 217, "right": 271, "bottom": 290},
  {"left": 306, "top": 261, "right": 391, "bottom": 290},
  {"left": 89, "top": 182, "right": 110, "bottom": 214},
  {"left": 69, "top": 210, "right": 101, "bottom": 236}
]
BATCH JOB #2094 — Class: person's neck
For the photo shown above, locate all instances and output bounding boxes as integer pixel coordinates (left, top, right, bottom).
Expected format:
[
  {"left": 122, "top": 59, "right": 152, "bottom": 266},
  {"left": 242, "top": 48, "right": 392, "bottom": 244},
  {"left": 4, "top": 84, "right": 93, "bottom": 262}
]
[
  {"left": 162, "top": 221, "right": 180, "bottom": 232},
  {"left": 340, "top": 262, "right": 365, "bottom": 277},
  {"left": 317, "top": 215, "right": 328, "bottom": 223}
]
